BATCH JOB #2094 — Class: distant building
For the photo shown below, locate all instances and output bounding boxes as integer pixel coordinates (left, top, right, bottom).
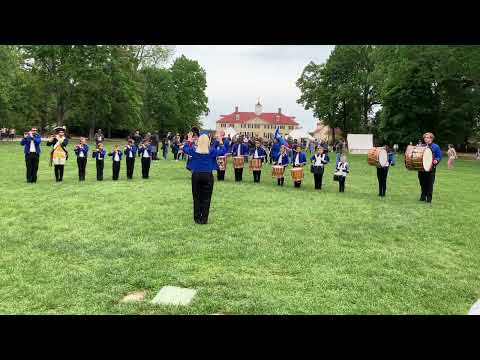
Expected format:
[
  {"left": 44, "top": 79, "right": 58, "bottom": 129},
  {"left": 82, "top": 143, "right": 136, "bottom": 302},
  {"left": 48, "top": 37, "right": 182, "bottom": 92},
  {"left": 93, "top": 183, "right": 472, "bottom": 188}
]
[
  {"left": 312, "top": 120, "right": 342, "bottom": 144},
  {"left": 216, "top": 100, "right": 299, "bottom": 139}
]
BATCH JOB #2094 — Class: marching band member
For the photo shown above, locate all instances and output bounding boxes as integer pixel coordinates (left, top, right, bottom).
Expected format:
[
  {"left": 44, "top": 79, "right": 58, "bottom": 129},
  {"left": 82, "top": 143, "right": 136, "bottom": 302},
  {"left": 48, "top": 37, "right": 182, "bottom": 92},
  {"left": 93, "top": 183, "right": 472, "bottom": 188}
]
[
  {"left": 124, "top": 139, "right": 138, "bottom": 180},
  {"left": 182, "top": 131, "right": 227, "bottom": 224},
  {"left": 46, "top": 126, "right": 69, "bottom": 182},
  {"left": 108, "top": 145, "right": 123, "bottom": 181},
  {"left": 138, "top": 139, "right": 154, "bottom": 179},
  {"left": 292, "top": 145, "right": 307, "bottom": 188},
  {"left": 336, "top": 155, "right": 349, "bottom": 192},
  {"left": 92, "top": 143, "right": 106, "bottom": 181},
  {"left": 231, "top": 137, "right": 248, "bottom": 182},
  {"left": 310, "top": 146, "right": 329, "bottom": 190},
  {"left": 250, "top": 140, "right": 266, "bottom": 183},
  {"left": 377, "top": 145, "right": 395, "bottom": 197},
  {"left": 418, "top": 132, "right": 442, "bottom": 204},
  {"left": 20, "top": 127, "right": 42, "bottom": 183},
  {"left": 274, "top": 145, "right": 290, "bottom": 186},
  {"left": 74, "top": 137, "right": 89, "bottom": 181}
]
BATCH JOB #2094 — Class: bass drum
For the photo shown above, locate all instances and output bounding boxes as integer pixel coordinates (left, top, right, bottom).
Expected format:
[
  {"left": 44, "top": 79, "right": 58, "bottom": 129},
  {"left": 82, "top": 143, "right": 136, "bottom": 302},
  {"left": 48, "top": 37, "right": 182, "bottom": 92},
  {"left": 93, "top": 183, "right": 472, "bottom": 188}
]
[
  {"left": 367, "top": 147, "right": 388, "bottom": 167},
  {"left": 405, "top": 145, "right": 433, "bottom": 171}
]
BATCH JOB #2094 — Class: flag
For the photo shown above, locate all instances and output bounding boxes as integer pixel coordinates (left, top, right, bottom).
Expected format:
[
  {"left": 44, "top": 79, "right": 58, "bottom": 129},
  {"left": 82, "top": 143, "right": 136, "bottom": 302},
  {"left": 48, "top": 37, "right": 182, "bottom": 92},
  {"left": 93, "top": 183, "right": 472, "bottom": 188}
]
[{"left": 274, "top": 127, "right": 289, "bottom": 147}]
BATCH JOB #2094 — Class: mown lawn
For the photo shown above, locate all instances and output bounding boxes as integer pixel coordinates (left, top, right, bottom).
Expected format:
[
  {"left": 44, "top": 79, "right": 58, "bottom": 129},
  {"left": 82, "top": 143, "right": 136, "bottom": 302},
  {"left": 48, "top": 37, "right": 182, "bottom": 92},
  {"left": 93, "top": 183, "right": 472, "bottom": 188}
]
[{"left": 0, "top": 139, "right": 479, "bottom": 314}]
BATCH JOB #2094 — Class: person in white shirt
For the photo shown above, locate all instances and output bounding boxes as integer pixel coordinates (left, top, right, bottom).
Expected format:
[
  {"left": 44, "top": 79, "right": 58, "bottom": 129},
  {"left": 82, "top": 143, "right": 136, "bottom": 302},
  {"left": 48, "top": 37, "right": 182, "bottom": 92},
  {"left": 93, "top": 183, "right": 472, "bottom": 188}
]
[
  {"left": 74, "top": 137, "right": 89, "bottom": 181},
  {"left": 335, "top": 155, "right": 349, "bottom": 193},
  {"left": 108, "top": 145, "right": 123, "bottom": 180},
  {"left": 138, "top": 139, "right": 153, "bottom": 179},
  {"left": 310, "top": 146, "right": 330, "bottom": 190}
]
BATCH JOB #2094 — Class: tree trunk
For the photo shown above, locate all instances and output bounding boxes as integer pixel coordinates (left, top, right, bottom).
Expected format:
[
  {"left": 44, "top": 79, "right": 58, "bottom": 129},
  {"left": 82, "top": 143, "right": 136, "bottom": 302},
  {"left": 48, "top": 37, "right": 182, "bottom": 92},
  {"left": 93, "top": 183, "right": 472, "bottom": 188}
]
[
  {"left": 331, "top": 126, "right": 335, "bottom": 146},
  {"left": 89, "top": 115, "right": 95, "bottom": 141},
  {"left": 343, "top": 100, "right": 347, "bottom": 136},
  {"left": 107, "top": 125, "right": 111, "bottom": 139}
]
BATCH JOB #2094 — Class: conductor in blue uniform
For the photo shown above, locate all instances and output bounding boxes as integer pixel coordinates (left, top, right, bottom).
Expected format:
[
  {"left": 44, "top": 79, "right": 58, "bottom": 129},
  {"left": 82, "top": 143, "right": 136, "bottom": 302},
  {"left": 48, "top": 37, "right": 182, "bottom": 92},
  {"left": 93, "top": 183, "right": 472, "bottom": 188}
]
[{"left": 182, "top": 131, "right": 227, "bottom": 224}]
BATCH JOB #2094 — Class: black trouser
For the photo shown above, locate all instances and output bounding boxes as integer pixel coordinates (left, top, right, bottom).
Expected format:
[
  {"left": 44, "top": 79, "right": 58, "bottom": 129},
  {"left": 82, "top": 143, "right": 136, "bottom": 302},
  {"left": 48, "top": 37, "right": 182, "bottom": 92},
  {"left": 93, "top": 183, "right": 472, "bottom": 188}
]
[
  {"left": 112, "top": 161, "right": 121, "bottom": 180},
  {"left": 141, "top": 157, "right": 151, "bottom": 178},
  {"left": 234, "top": 168, "right": 243, "bottom": 181},
  {"left": 192, "top": 171, "right": 214, "bottom": 224},
  {"left": 253, "top": 170, "right": 261, "bottom": 183},
  {"left": 377, "top": 167, "right": 389, "bottom": 196},
  {"left": 96, "top": 159, "right": 104, "bottom": 181},
  {"left": 25, "top": 153, "right": 39, "bottom": 183},
  {"left": 313, "top": 167, "right": 324, "bottom": 189},
  {"left": 418, "top": 168, "right": 436, "bottom": 202},
  {"left": 217, "top": 170, "right": 225, "bottom": 181},
  {"left": 54, "top": 165, "right": 65, "bottom": 182},
  {"left": 173, "top": 150, "right": 178, "bottom": 160},
  {"left": 126, "top": 157, "right": 135, "bottom": 179},
  {"left": 339, "top": 176, "right": 346, "bottom": 192},
  {"left": 77, "top": 157, "right": 87, "bottom": 181},
  {"left": 277, "top": 177, "right": 285, "bottom": 186}
]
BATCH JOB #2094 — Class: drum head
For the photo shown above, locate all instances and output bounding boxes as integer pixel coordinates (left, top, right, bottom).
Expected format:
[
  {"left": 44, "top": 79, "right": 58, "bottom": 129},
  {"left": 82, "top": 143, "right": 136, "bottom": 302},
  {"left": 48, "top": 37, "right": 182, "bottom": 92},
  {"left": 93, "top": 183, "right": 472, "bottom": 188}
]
[
  {"left": 378, "top": 149, "right": 388, "bottom": 167},
  {"left": 423, "top": 147, "right": 433, "bottom": 171}
]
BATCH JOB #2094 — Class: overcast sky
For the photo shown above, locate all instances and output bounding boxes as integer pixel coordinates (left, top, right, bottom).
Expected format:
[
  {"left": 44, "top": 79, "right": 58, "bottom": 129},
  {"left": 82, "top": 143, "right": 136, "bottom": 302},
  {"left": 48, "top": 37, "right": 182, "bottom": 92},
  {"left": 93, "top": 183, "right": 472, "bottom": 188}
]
[{"left": 173, "top": 46, "right": 334, "bottom": 132}]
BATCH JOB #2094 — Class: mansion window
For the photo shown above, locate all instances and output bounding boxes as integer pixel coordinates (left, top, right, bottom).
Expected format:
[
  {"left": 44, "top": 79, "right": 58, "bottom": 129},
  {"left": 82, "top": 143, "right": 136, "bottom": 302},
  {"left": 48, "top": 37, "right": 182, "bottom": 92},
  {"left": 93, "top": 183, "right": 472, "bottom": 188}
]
[{"left": 241, "top": 124, "right": 246, "bottom": 128}]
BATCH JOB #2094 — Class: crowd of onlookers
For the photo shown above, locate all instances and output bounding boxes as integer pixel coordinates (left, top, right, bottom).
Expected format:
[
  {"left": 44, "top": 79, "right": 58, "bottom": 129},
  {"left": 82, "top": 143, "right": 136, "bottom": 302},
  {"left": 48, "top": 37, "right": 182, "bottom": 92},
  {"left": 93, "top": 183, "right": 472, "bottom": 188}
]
[{"left": 0, "top": 128, "right": 16, "bottom": 141}]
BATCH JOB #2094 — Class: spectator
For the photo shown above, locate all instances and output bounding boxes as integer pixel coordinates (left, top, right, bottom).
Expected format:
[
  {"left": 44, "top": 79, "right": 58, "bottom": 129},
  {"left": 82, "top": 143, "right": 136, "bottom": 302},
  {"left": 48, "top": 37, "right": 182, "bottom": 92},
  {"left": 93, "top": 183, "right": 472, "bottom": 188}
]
[
  {"left": 334, "top": 140, "right": 343, "bottom": 167},
  {"left": 132, "top": 130, "right": 142, "bottom": 148},
  {"left": 447, "top": 144, "right": 458, "bottom": 169},
  {"left": 161, "top": 136, "right": 169, "bottom": 160},
  {"left": 94, "top": 129, "right": 104, "bottom": 146},
  {"left": 150, "top": 131, "right": 160, "bottom": 160},
  {"left": 9, "top": 128, "right": 15, "bottom": 141}
]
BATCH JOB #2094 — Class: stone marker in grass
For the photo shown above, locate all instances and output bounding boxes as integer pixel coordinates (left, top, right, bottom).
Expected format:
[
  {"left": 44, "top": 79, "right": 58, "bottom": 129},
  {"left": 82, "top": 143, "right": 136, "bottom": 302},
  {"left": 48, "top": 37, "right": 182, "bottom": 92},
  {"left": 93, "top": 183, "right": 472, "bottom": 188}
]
[
  {"left": 468, "top": 300, "right": 480, "bottom": 315},
  {"left": 151, "top": 286, "right": 197, "bottom": 306}
]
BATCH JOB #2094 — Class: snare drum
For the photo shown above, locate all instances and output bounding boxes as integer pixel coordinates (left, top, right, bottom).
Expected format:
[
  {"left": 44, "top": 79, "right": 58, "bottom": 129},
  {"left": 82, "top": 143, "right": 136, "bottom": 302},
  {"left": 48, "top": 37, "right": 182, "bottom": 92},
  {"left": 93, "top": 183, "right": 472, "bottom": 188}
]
[
  {"left": 271, "top": 165, "right": 285, "bottom": 178},
  {"left": 217, "top": 156, "right": 227, "bottom": 171},
  {"left": 233, "top": 156, "right": 245, "bottom": 169},
  {"left": 405, "top": 145, "right": 433, "bottom": 171},
  {"left": 367, "top": 147, "right": 388, "bottom": 167},
  {"left": 290, "top": 167, "right": 304, "bottom": 182},
  {"left": 249, "top": 158, "right": 262, "bottom": 171}
]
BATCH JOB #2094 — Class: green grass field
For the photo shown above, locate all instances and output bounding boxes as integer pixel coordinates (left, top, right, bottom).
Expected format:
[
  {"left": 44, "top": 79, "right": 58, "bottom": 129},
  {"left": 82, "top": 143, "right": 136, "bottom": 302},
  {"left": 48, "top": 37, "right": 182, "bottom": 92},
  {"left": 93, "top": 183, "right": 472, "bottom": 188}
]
[{"left": 1, "top": 139, "right": 479, "bottom": 314}]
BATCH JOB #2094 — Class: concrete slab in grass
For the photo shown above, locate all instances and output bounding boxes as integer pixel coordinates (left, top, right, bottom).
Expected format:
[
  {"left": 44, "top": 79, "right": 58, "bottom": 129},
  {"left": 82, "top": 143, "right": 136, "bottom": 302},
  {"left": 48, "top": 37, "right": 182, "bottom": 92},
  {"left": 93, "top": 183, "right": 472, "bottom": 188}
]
[
  {"left": 151, "top": 286, "right": 197, "bottom": 306},
  {"left": 468, "top": 300, "right": 480, "bottom": 315}
]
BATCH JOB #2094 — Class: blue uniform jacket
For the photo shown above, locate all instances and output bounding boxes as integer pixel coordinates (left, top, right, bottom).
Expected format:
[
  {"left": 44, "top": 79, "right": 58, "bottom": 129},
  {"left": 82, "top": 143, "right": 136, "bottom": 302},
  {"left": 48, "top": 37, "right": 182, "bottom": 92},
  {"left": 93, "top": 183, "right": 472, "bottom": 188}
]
[
  {"left": 292, "top": 152, "right": 307, "bottom": 166},
  {"left": 182, "top": 141, "right": 227, "bottom": 172},
  {"left": 138, "top": 144, "right": 154, "bottom": 157},
  {"left": 108, "top": 150, "right": 123, "bottom": 161},
  {"left": 74, "top": 144, "right": 89, "bottom": 157},
  {"left": 231, "top": 143, "right": 249, "bottom": 156},
  {"left": 251, "top": 147, "right": 266, "bottom": 159},
  {"left": 92, "top": 149, "right": 107, "bottom": 160},
  {"left": 223, "top": 138, "right": 231, "bottom": 154},
  {"left": 20, "top": 135, "right": 42, "bottom": 157},
  {"left": 124, "top": 145, "right": 138, "bottom": 157},
  {"left": 387, "top": 151, "right": 395, "bottom": 166},
  {"left": 430, "top": 143, "right": 442, "bottom": 164},
  {"left": 275, "top": 153, "right": 290, "bottom": 166}
]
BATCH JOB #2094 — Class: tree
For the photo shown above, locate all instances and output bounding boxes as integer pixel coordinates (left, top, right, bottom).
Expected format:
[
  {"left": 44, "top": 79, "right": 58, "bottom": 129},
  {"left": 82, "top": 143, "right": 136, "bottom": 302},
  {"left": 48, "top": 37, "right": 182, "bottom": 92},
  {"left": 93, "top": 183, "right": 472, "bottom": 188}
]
[
  {"left": 140, "top": 67, "right": 179, "bottom": 133},
  {"left": 170, "top": 55, "right": 209, "bottom": 132},
  {"left": 129, "top": 45, "right": 175, "bottom": 70}
]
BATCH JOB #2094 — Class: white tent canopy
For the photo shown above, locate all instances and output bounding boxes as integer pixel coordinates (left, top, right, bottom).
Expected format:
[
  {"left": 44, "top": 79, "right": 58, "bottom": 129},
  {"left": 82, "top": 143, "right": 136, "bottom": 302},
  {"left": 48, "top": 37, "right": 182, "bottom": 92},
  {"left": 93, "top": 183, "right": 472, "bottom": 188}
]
[
  {"left": 287, "top": 127, "right": 314, "bottom": 141},
  {"left": 223, "top": 127, "right": 237, "bottom": 138},
  {"left": 347, "top": 134, "right": 373, "bottom": 154}
]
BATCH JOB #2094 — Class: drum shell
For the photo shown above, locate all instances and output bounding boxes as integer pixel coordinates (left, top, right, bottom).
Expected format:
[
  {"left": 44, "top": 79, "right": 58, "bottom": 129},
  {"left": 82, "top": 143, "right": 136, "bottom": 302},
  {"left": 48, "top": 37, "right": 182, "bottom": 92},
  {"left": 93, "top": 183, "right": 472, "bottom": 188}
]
[
  {"left": 249, "top": 158, "right": 262, "bottom": 171},
  {"left": 290, "top": 167, "right": 304, "bottom": 182},
  {"left": 405, "top": 145, "right": 433, "bottom": 171},
  {"left": 367, "top": 147, "right": 387, "bottom": 167},
  {"left": 217, "top": 156, "right": 227, "bottom": 171},
  {"left": 272, "top": 165, "right": 285, "bottom": 178},
  {"left": 233, "top": 156, "right": 245, "bottom": 169}
]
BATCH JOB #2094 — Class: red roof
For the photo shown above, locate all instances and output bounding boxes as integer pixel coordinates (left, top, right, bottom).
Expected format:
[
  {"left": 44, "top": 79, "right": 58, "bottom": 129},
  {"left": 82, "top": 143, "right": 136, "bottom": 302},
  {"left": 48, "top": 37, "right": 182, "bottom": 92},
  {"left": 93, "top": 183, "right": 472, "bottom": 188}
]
[{"left": 217, "top": 112, "right": 299, "bottom": 126}]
